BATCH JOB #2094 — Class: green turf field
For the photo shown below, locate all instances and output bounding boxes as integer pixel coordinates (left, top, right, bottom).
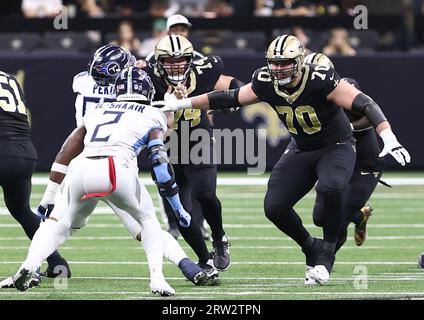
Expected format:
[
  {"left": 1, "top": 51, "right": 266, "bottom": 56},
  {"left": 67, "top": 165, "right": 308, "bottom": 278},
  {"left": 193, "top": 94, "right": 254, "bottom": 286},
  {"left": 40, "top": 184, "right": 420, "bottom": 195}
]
[{"left": 1, "top": 173, "right": 424, "bottom": 300}]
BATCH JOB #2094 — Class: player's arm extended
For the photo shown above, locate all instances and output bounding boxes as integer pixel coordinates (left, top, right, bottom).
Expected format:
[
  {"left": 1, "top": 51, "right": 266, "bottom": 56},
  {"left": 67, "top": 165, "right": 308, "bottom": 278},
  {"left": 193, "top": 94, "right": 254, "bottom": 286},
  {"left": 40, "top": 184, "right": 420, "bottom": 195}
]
[
  {"left": 351, "top": 116, "right": 372, "bottom": 131},
  {"left": 36, "top": 126, "right": 86, "bottom": 220},
  {"left": 327, "top": 80, "right": 410, "bottom": 166},
  {"left": 154, "top": 83, "right": 260, "bottom": 112},
  {"left": 147, "top": 128, "right": 191, "bottom": 227}
]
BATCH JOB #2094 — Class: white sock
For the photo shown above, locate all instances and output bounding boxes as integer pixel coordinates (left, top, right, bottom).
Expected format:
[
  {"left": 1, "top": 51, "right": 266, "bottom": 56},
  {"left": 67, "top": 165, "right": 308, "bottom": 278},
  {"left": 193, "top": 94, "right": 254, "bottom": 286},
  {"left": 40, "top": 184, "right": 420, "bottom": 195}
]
[
  {"left": 140, "top": 217, "right": 164, "bottom": 279},
  {"left": 161, "top": 230, "right": 187, "bottom": 266},
  {"left": 23, "top": 219, "right": 71, "bottom": 271}
]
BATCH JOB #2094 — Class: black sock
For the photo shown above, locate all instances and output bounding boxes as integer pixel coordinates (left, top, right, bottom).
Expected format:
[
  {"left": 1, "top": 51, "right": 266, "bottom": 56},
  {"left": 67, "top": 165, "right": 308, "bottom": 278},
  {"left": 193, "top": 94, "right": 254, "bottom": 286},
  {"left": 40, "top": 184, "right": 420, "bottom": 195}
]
[
  {"left": 318, "top": 190, "right": 343, "bottom": 243},
  {"left": 351, "top": 210, "right": 365, "bottom": 225},
  {"left": 196, "top": 192, "right": 224, "bottom": 243},
  {"left": 178, "top": 219, "right": 210, "bottom": 264}
]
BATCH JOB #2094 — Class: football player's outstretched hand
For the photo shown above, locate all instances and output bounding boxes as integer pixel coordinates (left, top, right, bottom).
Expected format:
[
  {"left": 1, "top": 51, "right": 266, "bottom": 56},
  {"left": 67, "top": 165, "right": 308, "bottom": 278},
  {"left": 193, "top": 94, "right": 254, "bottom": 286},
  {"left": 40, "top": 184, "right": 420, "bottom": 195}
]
[
  {"left": 152, "top": 99, "right": 191, "bottom": 112},
  {"left": 36, "top": 181, "right": 59, "bottom": 220},
  {"left": 379, "top": 128, "right": 411, "bottom": 166},
  {"left": 175, "top": 208, "right": 191, "bottom": 228}
]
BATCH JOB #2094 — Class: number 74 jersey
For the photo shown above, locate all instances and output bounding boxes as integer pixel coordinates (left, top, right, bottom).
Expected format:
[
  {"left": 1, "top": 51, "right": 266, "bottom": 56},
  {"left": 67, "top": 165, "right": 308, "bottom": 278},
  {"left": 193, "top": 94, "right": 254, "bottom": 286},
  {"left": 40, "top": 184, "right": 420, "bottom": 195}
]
[{"left": 251, "top": 63, "right": 352, "bottom": 151}]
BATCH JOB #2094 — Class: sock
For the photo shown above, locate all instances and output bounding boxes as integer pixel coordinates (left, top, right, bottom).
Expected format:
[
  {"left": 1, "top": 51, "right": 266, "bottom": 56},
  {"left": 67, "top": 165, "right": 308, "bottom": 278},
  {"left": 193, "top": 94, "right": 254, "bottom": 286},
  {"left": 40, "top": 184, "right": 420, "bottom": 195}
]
[
  {"left": 351, "top": 210, "right": 365, "bottom": 225},
  {"left": 178, "top": 257, "right": 202, "bottom": 281},
  {"left": 139, "top": 217, "right": 164, "bottom": 279},
  {"left": 177, "top": 218, "right": 210, "bottom": 264},
  {"left": 318, "top": 190, "right": 343, "bottom": 243},
  {"left": 23, "top": 219, "right": 71, "bottom": 272},
  {"left": 196, "top": 192, "right": 224, "bottom": 243},
  {"left": 161, "top": 230, "right": 187, "bottom": 265}
]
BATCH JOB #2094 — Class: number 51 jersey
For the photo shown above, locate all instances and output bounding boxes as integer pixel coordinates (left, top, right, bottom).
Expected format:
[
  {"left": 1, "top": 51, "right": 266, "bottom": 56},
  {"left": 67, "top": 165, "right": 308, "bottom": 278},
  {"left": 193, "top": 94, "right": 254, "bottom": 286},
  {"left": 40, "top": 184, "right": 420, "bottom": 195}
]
[{"left": 251, "top": 63, "right": 352, "bottom": 151}]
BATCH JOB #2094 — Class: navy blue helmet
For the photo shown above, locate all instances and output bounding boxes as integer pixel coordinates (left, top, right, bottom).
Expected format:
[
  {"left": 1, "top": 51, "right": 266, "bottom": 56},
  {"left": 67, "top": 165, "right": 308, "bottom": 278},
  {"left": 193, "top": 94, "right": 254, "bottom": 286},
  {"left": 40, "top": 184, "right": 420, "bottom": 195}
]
[
  {"left": 88, "top": 44, "right": 135, "bottom": 86},
  {"left": 115, "top": 67, "right": 155, "bottom": 103}
]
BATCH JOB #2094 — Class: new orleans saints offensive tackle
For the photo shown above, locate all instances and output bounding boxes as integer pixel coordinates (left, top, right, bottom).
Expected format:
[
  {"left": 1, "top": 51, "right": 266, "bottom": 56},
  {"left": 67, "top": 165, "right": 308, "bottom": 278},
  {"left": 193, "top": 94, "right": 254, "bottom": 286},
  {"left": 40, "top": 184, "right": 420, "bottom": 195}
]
[
  {"left": 0, "top": 71, "right": 70, "bottom": 289},
  {"left": 304, "top": 52, "right": 383, "bottom": 253},
  {"left": 144, "top": 35, "right": 244, "bottom": 275},
  {"left": 155, "top": 34, "right": 411, "bottom": 285}
]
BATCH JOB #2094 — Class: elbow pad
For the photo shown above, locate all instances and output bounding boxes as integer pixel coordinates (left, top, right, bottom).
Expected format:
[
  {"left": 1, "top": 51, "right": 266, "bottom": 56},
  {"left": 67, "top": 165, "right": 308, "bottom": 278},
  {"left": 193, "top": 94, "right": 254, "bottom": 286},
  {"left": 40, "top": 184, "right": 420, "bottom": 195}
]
[
  {"left": 229, "top": 78, "right": 245, "bottom": 89},
  {"left": 351, "top": 93, "right": 387, "bottom": 128},
  {"left": 207, "top": 88, "right": 242, "bottom": 110},
  {"left": 148, "top": 139, "right": 178, "bottom": 198}
]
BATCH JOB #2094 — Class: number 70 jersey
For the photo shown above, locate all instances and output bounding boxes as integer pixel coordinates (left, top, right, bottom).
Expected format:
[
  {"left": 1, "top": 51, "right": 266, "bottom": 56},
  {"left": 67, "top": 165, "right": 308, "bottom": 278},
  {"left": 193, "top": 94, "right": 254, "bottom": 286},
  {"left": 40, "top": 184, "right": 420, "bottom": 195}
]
[{"left": 251, "top": 63, "right": 352, "bottom": 151}]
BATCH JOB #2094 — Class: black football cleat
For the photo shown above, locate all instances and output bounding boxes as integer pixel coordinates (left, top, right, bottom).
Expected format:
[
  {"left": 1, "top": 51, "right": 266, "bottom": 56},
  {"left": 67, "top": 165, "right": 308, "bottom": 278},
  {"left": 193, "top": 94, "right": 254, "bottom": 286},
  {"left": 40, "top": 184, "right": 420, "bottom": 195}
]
[
  {"left": 418, "top": 253, "right": 424, "bottom": 269},
  {"left": 212, "top": 235, "right": 231, "bottom": 271},
  {"left": 41, "top": 256, "right": 72, "bottom": 278}
]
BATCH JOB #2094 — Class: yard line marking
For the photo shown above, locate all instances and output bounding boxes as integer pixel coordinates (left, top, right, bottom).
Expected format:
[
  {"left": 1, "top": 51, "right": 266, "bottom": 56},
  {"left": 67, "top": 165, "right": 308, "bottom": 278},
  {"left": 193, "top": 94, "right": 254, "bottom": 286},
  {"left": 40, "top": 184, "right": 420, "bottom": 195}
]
[
  {"left": 2, "top": 235, "right": 424, "bottom": 241},
  {"left": 0, "top": 261, "right": 417, "bottom": 265},
  {"left": 30, "top": 177, "right": 424, "bottom": 186},
  {"left": 0, "top": 245, "right": 421, "bottom": 250},
  {"left": 0, "top": 291, "right": 424, "bottom": 297}
]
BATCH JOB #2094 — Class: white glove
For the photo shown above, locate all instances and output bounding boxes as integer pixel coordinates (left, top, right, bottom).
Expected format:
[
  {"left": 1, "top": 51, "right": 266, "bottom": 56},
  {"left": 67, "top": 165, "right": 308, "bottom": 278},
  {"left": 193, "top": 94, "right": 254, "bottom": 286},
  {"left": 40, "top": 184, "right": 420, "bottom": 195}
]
[
  {"left": 152, "top": 98, "right": 192, "bottom": 112},
  {"left": 36, "top": 180, "right": 59, "bottom": 220},
  {"left": 379, "top": 128, "right": 411, "bottom": 166},
  {"left": 174, "top": 207, "right": 191, "bottom": 228}
]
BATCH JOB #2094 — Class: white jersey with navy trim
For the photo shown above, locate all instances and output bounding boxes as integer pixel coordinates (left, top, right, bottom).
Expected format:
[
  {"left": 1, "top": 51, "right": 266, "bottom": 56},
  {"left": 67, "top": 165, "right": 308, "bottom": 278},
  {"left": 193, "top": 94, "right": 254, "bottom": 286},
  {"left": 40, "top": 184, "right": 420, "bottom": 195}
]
[
  {"left": 81, "top": 102, "right": 167, "bottom": 161},
  {"left": 73, "top": 71, "right": 116, "bottom": 127}
]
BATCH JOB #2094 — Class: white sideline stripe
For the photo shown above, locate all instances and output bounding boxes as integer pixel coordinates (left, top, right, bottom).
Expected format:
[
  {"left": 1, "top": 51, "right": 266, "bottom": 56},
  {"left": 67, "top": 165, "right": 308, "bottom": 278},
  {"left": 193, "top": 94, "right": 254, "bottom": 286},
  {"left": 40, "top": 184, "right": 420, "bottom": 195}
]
[
  {"left": 0, "top": 245, "right": 421, "bottom": 250},
  {"left": 31, "top": 177, "right": 424, "bottom": 186},
  {"left": 3, "top": 223, "right": 424, "bottom": 229},
  {"left": 0, "top": 261, "right": 417, "bottom": 265},
  {"left": 2, "top": 235, "right": 424, "bottom": 241},
  {"left": 0, "top": 291, "right": 424, "bottom": 297}
]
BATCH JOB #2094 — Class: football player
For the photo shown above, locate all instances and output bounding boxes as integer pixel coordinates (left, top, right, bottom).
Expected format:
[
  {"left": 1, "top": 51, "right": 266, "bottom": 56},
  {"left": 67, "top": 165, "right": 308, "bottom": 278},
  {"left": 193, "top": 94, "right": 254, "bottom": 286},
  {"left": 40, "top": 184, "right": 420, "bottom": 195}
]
[
  {"left": 0, "top": 71, "right": 70, "bottom": 289},
  {"left": 154, "top": 34, "right": 411, "bottom": 285},
  {"left": 143, "top": 34, "right": 245, "bottom": 274},
  {"left": 304, "top": 53, "right": 383, "bottom": 252},
  {"left": 50, "top": 45, "right": 219, "bottom": 285},
  {"left": 12, "top": 68, "right": 211, "bottom": 294},
  {"left": 144, "top": 14, "right": 209, "bottom": 241}
]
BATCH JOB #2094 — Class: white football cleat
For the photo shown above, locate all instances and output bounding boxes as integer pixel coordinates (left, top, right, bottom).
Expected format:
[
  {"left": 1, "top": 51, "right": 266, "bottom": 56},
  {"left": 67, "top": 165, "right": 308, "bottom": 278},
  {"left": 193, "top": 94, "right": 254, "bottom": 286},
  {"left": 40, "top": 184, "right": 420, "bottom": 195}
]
[
  {"left": 150, "top": 277, "right": 176, "bottom": 297},
  {"left": 309, "top": 265, "right": 330, "bottom": 286},
  {"left": 304, "top": 266, "right": 318, "bottom": 286},
  {"left": 0, "top": 276, "right": 14, "bottom": 288}
]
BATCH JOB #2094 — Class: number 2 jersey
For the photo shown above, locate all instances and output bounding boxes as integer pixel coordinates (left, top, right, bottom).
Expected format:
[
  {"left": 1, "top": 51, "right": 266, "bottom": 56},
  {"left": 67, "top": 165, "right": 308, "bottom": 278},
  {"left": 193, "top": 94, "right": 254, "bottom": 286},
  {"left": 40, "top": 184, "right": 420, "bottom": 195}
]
[
  {"left": 82, "top": 102, "right": 167, "bottom": 162},
  {"left": 0, "top": 71, "right": 37, "bottom": 160},
  {"left": 144, "top": 56, "right": 223, "bottom": 164},
  {"left": 251, "top": 63, "right": 352, "bottom": 151},
  {"left": 73, "top": 71, "right": 116, "bottom": 127}
]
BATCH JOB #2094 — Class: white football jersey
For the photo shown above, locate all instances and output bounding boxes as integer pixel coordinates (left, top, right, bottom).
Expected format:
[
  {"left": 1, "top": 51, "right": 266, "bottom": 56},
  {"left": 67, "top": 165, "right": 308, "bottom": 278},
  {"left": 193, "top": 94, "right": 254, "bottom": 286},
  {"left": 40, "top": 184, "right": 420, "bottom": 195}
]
[
  {"left": 81, "top": 102, "right": 167, "bottom": 161},
  {"left": 73, "top": 71, "right": 116, "bottom": 127}
]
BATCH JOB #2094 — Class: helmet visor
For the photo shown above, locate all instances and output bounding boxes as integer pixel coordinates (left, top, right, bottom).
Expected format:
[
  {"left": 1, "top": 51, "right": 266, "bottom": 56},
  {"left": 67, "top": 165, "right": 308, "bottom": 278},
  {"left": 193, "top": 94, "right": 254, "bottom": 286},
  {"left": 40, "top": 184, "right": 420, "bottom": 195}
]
[{"left": 158, "top": 55, "right": 192, "bottom": 84}]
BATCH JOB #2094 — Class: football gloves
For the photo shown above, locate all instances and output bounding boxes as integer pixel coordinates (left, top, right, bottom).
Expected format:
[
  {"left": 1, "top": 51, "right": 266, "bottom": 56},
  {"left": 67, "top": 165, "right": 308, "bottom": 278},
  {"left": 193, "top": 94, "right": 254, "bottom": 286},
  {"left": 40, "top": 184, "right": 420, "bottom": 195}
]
[
  {"left": 379, "top": 128, "right": 411, "bottom": 166},
  {"left": 36, "top": 180, "right": 59, "bottom": 220},
  {"left": 175, "top": 208, "right": 191, "bottom": 228}
]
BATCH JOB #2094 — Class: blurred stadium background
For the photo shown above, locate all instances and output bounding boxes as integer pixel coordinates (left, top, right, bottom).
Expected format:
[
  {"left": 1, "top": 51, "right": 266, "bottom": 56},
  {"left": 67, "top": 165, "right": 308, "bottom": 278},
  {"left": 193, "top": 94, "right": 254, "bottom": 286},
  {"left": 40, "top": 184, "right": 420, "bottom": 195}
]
[{"left": 1, "top": 0, "right": 424, "bottom": 300}]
